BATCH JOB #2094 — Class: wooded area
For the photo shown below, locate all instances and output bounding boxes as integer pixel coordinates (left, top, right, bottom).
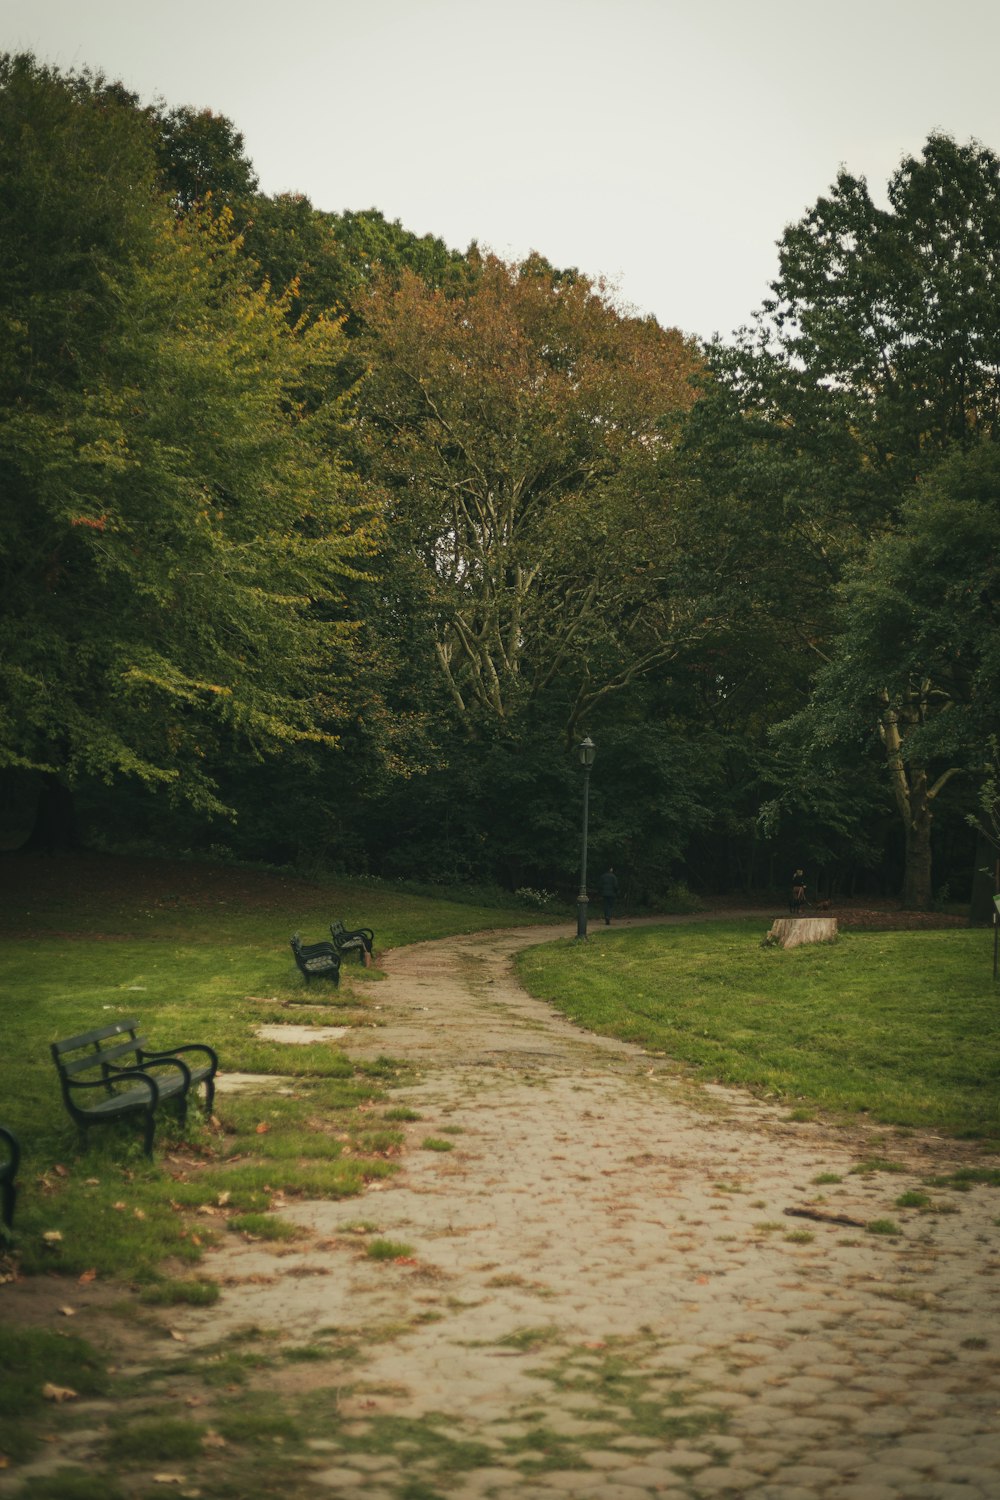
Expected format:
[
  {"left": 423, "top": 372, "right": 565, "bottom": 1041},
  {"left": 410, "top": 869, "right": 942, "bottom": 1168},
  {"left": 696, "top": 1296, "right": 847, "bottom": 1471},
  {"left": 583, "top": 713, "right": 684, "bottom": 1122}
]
[{"left": 1, "top": 53, "right": 997, "bottom": 911}]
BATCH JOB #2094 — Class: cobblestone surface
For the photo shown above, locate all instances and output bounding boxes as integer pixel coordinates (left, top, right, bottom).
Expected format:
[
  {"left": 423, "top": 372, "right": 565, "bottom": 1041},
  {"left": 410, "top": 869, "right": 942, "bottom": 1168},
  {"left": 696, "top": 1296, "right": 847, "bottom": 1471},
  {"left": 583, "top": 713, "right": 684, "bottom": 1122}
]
[{"left": 3, "top": 917, "right": 998, "bottom": 1497}]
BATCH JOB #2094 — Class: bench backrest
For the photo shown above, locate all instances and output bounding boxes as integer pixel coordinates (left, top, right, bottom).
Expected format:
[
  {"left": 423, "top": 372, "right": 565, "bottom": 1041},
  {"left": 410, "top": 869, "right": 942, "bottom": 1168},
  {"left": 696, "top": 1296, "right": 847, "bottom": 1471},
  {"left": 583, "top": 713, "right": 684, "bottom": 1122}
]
[{"left": 51, "top": 1019, "right": 145, "bottom": 1078}]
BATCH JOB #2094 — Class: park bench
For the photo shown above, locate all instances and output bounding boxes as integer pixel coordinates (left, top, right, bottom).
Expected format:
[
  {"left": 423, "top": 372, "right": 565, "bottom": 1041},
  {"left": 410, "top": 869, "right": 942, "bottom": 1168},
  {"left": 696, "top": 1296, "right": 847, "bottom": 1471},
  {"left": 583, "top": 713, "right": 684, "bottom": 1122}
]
[
  {"left": 329, "top": 918, "right": 375, "bottom": 964},
  {"left": 0, "top": 1126, "right": 19, "bottom": 1231},
  {"left": 50, "top": 1019, "right": 218, "bottom": 1159},
  {"left": 290, "top": 932, "right": 341, "bottom": 986}
]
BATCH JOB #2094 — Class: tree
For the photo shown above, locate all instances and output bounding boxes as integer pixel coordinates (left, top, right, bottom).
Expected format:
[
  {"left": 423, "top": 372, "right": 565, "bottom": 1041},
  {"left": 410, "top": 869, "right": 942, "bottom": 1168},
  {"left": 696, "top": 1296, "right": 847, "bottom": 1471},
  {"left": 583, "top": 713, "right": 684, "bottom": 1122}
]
[
  {"left": 0, "top": 55, "right": 373, "bottom": 835},
  {"left": 695, "top": 134, "right": 1000, "bottom": 904},
  {"left": 152, "top": 102, "right": 258, "bottom": 213},
  {"left": 356, "top": 254, "right": 704, "bottom": 747},
  {"left": 769, "top": 134, "right": 1000, "bottom": 471},
  {"left": 784, "top": 444, "right": 999, "bottom": 908}
]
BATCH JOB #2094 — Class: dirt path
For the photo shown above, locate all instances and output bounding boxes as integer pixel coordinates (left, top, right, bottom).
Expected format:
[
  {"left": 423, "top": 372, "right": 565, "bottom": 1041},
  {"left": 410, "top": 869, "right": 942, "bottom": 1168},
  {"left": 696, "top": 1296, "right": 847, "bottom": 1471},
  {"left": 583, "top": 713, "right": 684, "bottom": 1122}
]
[
  {"left": 7, "top": 917, "right": 1000, "bottom": 1498},
  {"left": 194, "top": 917, "right": 999, "bottom": 1497}
]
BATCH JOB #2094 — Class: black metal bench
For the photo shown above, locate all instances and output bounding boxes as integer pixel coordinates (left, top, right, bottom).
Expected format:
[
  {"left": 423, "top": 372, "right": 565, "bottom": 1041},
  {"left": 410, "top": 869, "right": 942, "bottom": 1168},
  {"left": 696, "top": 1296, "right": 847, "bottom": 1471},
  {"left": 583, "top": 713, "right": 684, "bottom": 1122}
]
[
  {"left": 329, "top": 919, "right": 375, "bottom": 964},
  {"left": 0, "top": 1127, "right": 19, "bottom": 1231},
  {"left": 51, "top": 1020, "right": 218, "bottom": 1158},
  {"left": 290, "top": 932, "right": 341, "bottom": 986}
]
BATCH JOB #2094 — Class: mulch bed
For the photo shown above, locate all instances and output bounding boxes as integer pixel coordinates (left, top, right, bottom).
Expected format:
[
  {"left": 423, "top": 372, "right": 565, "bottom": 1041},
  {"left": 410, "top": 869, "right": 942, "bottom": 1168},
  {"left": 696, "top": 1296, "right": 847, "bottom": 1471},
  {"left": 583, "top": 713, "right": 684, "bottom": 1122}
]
[{"left": 833, "top": 908, "right": 968, "bottom": 930}]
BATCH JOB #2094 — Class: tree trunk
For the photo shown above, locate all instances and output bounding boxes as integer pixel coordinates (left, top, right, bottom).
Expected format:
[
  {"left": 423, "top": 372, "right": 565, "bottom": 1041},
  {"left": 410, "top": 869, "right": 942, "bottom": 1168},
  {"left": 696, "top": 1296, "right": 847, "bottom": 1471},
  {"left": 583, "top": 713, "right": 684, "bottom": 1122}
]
[
  {"left": 880, "top": 697, "right": 950, "bottom": 912},
  {"left": 766, "top": 917, "right": 839, "bottom": 949},
  {"left": 901, "top": 767, "right": 933, "bottom": 910},
  {"left": 20, "top": 773, "right": 77, "bottom": 854}
]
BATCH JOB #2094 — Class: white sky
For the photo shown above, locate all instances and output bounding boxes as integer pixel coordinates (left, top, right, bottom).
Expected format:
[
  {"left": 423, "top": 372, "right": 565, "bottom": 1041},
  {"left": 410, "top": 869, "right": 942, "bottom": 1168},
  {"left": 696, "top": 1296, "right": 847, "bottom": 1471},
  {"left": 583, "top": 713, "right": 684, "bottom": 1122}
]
[{"left": 5, "top": 0, "right": 1000, "bottom": 342}]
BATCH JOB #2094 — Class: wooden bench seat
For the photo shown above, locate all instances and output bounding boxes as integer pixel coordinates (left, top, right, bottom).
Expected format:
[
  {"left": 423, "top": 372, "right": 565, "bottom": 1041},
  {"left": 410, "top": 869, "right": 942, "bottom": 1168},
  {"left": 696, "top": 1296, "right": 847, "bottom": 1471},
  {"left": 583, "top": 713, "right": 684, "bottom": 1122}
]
[
  {"left": 329, "top": 919, "right": 375, "bottom": 964},
  {"left": 290, "top": 932, "right": 341, "bottom": 986},
  {"left": 51, "top": 1020, "right": 218, "bottom": 1158}
]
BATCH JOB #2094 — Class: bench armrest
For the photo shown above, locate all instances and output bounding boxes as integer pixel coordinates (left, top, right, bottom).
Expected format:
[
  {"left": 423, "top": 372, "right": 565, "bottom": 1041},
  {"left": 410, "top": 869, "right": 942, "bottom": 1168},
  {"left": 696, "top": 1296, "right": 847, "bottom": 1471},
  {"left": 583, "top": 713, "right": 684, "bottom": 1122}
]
[
  {"left": 0, "top": 1127, "right": 20, "bottom": 1177},
  {"left": 110, "top": 1055, "right": 191, "bottom": 1089},
  {"left": 141, "top": 1043, "right": 218, "bottom": 1074},
  {"left": 66, "top": 1070, "right": 161, "bottom": 1104}
]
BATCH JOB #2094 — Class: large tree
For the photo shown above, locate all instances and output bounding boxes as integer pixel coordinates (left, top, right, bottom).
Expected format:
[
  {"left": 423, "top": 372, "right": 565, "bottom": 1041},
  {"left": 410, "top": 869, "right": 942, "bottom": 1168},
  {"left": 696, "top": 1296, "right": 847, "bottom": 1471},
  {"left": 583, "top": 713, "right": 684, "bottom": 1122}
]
[
  {"left": 696, "top": 134, "right": 1000, "bottom": 903},
  {"left": 794, "top": 444, "right": 1000, "bottom": 908},
  {"left": 0, "top": 55, "right": 373, "bottom": 837},
  {"left": 356, "top": 254, "right": 704, "bottom": 746}
]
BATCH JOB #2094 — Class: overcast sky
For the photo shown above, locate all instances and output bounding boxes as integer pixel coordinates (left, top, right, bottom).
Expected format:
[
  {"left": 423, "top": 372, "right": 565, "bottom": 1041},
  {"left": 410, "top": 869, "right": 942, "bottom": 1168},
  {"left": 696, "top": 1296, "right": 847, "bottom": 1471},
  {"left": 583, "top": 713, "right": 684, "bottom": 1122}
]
[{"left": 5, "top": 0, "right": 1000, "bottom": 342}]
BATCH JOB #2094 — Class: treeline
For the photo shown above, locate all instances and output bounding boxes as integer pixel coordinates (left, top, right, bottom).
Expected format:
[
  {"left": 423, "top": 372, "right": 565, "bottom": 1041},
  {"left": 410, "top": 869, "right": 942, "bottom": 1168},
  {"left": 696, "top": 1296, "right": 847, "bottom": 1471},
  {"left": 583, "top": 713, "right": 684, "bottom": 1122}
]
[{"left": 1, "top": 53, "right": 997, "bottom": 910}]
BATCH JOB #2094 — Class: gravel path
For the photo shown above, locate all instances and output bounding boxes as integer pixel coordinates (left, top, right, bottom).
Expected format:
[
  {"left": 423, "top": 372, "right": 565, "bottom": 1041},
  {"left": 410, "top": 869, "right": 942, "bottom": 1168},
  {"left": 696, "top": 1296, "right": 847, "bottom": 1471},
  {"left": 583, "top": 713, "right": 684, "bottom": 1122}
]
[
  {"left": 6, "top": 916, "right": 998, "bottom": 1499},
  {"left": 195, "top": 917, "right": 1000, "bottom": 1498}
]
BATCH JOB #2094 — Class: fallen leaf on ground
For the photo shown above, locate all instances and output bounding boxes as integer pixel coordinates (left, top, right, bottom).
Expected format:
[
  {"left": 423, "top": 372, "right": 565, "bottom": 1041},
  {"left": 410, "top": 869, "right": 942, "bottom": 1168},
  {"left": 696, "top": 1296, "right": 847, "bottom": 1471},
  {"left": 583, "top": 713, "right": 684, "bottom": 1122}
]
[
  {"left": 42, "top": 1231, "right": 63, "bottom": 1244},
  {"left": 42, "top": 1383, "right": 77, "bottom": 1403},
  {"left": 255, "top": 1122, "right": 270, "bottom": 1134},
  {"left": 59, "top": 1306, "right": 76, "bottom": 1317},
  {"left": 169, "top": 1329, "right": 187, "bottom": 1342},
  {"left": 78, "top": 1269, "right": 97, "bottom": 1284},
  {"left": 152, "top": 1475, "right": 185, "bottom": 1485}
]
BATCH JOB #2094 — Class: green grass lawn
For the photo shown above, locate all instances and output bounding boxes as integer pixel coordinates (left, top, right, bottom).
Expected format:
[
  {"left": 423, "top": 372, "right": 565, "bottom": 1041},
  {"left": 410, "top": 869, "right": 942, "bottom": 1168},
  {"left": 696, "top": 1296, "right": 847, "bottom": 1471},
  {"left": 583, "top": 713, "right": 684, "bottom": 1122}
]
[
  {"left": 515, "top": 920, "right": 1000, "bottom": 1138},
  {"left": 0, "top": 853, "right": 550, "bottom": 1283}
]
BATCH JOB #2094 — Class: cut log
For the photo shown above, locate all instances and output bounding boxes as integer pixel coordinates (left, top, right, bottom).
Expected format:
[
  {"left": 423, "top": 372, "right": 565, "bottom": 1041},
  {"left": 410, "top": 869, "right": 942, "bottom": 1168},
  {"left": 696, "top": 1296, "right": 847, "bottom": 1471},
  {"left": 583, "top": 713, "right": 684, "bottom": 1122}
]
[{"left": 766, "top": 917, "right": 838, "bottom": 949}]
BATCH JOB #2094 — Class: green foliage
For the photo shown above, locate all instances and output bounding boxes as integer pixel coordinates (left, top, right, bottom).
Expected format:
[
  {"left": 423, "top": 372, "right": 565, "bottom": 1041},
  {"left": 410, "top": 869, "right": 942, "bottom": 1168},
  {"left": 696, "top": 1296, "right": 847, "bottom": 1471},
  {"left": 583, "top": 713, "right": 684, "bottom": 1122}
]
[
  {"left": 0, "top": 54, "right": 374, "bottom": 821},
  {"left": 693, "top": 134, "right": 1000, "bottom": 903},
  {"left": 152, "top": 101, "right": 258, "bottom": 212},
  {"left": 357, "top": 254, "right": 703, "bottom": 742}
]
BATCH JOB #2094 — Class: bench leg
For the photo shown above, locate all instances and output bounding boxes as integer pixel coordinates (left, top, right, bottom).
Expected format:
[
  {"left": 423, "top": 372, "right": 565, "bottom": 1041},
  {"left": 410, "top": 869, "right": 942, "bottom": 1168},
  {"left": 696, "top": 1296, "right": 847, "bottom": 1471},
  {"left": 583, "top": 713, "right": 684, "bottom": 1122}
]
[{"left": 142, "top": 1109, "right": 156, "bottom": 1159}]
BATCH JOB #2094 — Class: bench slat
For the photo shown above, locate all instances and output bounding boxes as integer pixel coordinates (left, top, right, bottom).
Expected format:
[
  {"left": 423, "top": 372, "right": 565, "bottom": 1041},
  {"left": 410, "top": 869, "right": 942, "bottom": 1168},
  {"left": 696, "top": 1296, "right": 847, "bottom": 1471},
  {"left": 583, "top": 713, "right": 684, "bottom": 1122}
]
[
  {"left": 57, "top": 1037, "right": 149, "bottom": 1077},
  {"left": 51, "top": 1019, "right": 140, "bottom": 1055}
]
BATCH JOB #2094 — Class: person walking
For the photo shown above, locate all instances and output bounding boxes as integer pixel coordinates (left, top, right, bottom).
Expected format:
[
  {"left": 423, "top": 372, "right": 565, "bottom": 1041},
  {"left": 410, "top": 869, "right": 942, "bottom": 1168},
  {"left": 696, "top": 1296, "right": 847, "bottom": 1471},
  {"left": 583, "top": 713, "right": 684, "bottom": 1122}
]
[
  {"left": 600, "top": 866, "right": 620, "bottom": 925},
  {"left": 790, "top": 868, "right": 806, "bottom": 914}
]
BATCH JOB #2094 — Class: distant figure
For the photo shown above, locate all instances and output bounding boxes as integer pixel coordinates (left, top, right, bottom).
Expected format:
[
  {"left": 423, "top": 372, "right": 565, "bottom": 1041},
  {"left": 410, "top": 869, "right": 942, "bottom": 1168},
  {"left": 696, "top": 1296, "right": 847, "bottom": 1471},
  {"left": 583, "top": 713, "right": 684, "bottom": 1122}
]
[
  {"left": 600, "top": 866, "right": 620, "bottom": 925},
  {"left": 790, "top": 868, "right": 806, "bottom": 915}
]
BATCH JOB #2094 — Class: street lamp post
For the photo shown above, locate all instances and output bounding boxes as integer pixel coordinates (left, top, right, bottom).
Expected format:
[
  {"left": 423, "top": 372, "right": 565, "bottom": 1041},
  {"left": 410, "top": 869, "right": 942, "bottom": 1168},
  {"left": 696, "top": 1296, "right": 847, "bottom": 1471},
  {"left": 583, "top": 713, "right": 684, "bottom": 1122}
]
[{"left": 576, "top": 737, "right": 596, "bottom": 940}]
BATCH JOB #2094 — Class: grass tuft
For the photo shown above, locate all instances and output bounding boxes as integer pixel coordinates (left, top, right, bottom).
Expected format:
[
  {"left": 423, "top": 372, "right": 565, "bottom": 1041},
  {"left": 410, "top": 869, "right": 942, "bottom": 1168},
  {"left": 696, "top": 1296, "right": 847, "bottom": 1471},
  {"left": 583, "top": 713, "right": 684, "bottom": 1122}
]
[{"left": 366, "top": 1238, "right": 414, "bottom": 1260}]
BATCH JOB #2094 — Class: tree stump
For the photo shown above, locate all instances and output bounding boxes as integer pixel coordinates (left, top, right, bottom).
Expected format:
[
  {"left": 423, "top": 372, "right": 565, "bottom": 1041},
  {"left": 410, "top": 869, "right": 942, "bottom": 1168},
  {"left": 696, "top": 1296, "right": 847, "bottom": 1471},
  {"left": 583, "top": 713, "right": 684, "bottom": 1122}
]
[{"left": 766, "top": 917, "right": 838, "bottom": 949}]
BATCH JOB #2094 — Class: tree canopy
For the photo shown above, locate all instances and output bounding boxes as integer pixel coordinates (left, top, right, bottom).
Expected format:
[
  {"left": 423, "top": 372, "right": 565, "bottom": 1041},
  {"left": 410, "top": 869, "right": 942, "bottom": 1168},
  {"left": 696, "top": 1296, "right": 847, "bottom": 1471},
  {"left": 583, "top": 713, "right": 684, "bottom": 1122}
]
[
  {"left": 1, "top": 54, "right": 994, "bottom": 909},
  {"left": 356, "top": 254, "right": 704, "bottom": 742},
  {"left": 0, "top": 54, "right": 373, "bottom": 819}
]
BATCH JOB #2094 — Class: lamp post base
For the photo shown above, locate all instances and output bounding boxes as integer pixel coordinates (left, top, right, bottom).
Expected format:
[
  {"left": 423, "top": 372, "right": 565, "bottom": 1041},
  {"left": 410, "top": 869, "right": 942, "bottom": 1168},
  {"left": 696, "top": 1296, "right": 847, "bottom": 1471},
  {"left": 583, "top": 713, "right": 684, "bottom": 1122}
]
[{"left": 576, "top": 898, "right": 589, "bottom": 940}]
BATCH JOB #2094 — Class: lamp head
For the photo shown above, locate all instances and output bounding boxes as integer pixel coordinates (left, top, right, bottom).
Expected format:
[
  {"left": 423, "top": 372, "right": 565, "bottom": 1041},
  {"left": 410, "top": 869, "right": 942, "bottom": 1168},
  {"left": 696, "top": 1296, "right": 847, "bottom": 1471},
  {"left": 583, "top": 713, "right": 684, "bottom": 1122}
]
[{"left": 578, "top": 736, "right": 596, "bottom": 768}]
